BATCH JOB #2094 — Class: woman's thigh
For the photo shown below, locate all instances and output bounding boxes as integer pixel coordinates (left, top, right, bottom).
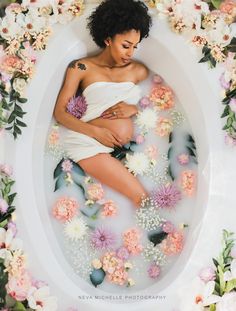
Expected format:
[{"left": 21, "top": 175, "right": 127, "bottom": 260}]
[{"left": 78, "top": 153, "right": 148, "bottom": 206}]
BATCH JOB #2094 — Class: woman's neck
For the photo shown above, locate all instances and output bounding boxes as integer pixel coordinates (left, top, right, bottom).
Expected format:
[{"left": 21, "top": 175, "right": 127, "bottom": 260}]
[{"left": 96, "top": 48, "right": 125, "bottom": 69}]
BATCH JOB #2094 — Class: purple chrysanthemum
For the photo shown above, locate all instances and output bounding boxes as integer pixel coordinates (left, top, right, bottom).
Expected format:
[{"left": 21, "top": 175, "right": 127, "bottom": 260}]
[
  {"left": 91, "top": 227, "right": 116, "bottom": 250},
  {"left": 151, "top": 184, "right": 182, "bottom": 210},
  {"left": 66, "top": 95, "right": 87, "bottom": 119}
]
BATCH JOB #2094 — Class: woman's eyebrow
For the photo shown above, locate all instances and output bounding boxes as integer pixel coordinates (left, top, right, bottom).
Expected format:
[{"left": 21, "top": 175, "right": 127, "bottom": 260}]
[{"left": 124, "top": 40, "right": 139, "bottom": 45}]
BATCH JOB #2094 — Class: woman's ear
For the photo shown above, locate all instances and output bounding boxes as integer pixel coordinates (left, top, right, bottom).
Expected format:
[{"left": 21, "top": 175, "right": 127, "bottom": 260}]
[{"left": 104, "top": 37, "right": 111, "bottom": 47}]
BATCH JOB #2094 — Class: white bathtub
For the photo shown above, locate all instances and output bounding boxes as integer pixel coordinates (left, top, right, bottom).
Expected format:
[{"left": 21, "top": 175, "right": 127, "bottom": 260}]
[{"left": 2, "top": 3, "right": 236, "bottom": 311}]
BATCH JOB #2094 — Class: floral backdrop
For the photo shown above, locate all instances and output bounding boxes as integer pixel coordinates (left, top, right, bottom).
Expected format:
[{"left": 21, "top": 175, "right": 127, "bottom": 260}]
[{"left": 0, "top": 0, "right": 235, "bottom": 310}]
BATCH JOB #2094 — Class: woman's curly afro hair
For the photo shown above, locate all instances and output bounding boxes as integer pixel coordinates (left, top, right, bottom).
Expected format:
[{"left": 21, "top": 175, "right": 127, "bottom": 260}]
[{"left": 87, "top": 0, "right": 152, "bottom": 48}]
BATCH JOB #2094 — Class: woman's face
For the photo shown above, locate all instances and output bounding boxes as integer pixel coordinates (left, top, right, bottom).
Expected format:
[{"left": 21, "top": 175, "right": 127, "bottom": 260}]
[{"left": 106, "top": 29, "right": 141, "bottom": 66}]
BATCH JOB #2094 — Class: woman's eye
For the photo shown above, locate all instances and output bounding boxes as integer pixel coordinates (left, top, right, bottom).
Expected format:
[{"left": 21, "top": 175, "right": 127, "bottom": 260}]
[{"left": 122, "top": 45, "right": 129, "bottom": 49}]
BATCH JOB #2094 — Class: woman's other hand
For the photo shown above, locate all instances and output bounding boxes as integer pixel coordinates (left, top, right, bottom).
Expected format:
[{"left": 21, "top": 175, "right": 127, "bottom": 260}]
[
  {"left": 101, "top": 101, "right": 138, "bottom": 119},
  {"left": 93, "top": 127, "right": 123, "bottom": 148}
]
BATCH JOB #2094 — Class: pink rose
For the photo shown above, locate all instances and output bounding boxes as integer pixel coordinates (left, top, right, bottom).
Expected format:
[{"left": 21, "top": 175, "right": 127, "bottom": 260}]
[
  {"left": 0, "top": 164, "right": 13, "bottom": 176},
  {"left": 139, "top": 96, "right": 151, "bottom": 108}
]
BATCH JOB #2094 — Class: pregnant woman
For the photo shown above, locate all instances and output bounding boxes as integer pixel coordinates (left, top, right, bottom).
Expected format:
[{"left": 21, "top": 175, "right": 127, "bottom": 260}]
[{"left": 53, "top": 0, "right": 152, "bottom": 207}]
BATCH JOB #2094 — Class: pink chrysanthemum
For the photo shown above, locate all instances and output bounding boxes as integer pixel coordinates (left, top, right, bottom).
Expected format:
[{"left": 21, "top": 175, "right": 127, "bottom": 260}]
[
  {"left": 66, "top": 95, "right": 87, "bottom": 119},
  {"left": 151, "top": 184, "right": 182, "bottom": 210},
  {"left": 91, "top": 227, "right": 116, "bottom": 250},
  {"left": 52, "top": 197, "right": 79, "bottom": 222}
]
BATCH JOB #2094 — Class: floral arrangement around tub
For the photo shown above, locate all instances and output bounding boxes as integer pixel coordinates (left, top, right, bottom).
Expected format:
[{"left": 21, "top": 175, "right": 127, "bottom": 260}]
[
  {"left": 0, "top": 164, "right": 58, "bottom": 310},
  {"left": 48, "top": 74, "right": 198, "bottom": 288},
  {"left": 148, "top": 0, "right": 236, "bottom": 144},
  {"left": 0, "top": 0, "right": 84, "bottom": 139},
  {"left": 177, "top": 229, "right": 236, "bottom": 311}
]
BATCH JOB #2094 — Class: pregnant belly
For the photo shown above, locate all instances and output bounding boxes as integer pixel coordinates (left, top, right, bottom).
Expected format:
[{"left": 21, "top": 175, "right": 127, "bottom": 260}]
[{"left": 87, "top": 117, "right": 134, "bottom": 145}]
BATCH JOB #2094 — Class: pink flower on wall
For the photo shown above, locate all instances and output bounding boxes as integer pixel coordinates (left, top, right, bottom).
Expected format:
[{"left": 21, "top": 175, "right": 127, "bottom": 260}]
[
  {"left": 123, "top": 228, "right": 143, "bottom": 255},
  {"left": 6, "top": 271, "right": 32, "bottom": 302},
  {"left": 180, "top": 170, "right": 196, "bottom": 196},
  {"left": 52, "top": 197, "right": 79, "bottom": 222},
  {"left": 87, "top": 183, "right": 105, "bottom": 201},
  {"left": 149, "top": 85, "right": 174, "bottom": 110}
]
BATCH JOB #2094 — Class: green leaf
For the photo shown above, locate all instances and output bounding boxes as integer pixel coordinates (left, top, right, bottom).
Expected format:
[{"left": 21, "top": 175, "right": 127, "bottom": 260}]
[
  {"left": 148, "top": 230, "right": 168, "bottom": 246},
  {"left": 218, "top": 265, "right": 226, "bottom": 295},
  {"left": 211, "top": 0, "right": 222, "bottom": 9},
  {"left": 169, "top": 132, "right": 173, "bottom": 143},
  {"left": 227, "top": 117, "right": 234, "bottom": 127},
  {"left": 7, "top": 111, "right": 16, "bottom": 124},
  {"left": 209, "top": 304, "right": 216, "bottom": 311},
  {"left": 53, "top": 158, "right": 64, "bottom": 179},
  {"left": 14, "top": 125, "right": 22, "bottom": 135},
  {"left": 54, "top": 174, "right": 65, "bottom": 192},
  {"left": 225, "top": 278, "right": 236, "bottom": 292},
  {"left": 187, "top": 146, "right": 196, "bottom": 157},
  {"left": 90, "top": 268, "right": 105, "bottom": 287},
  {"left": 16, "top": 119, "right": 27, "bottom": 127},
  {"left": 0, "top": 262, "right": 8, "bottom": 307},
  {"left": 167, "top": 146, "right": 173, "bottom": 159},
  {"left": 199, "top": 54, "right": 211, "bottom": 64},
  {"left": 72, "top": 161, "right": 86, "bottom": 176},
  {"left": 221, "top": 105, "right": 230, "bottom": 118},
  {"left": 168, "top": 164, "right": 175, "bottom": 181},
  {"left": 0, "top": 219, "right": 7, "bottom": 228},
  {"left": 13, "top": 301, "right": 26, "bottom": 311},
  {"left": 17, "top": 97, "right": 27, "bottom": 104}
]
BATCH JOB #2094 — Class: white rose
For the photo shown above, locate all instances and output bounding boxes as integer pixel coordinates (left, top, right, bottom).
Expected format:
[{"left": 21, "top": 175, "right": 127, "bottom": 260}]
[
  {"left": 13, "top": 78, "right": 27, "bottom": 96},
  {"left": 216, "top": 292, "right": 236, "bottom": 311}
]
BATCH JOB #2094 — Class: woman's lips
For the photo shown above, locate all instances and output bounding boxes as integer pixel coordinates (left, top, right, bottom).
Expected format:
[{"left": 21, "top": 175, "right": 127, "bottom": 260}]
[{"left": 122, "top": 58, "right": 131, "bottom": 64}]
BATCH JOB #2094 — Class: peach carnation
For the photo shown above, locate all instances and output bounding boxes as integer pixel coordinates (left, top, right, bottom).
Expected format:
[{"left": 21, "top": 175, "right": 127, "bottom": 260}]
[{"left": 52, "top": 197, "right": 79, "bottom": 222}]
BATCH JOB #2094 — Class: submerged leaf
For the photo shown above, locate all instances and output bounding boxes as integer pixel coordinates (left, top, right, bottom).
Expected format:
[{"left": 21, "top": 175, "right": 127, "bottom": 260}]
[
  {"left": 90, "top": 268, "right": 106, "bottom": 287},
  {"left": 148, "top": 229, "right": 168, "bottom": 246}
]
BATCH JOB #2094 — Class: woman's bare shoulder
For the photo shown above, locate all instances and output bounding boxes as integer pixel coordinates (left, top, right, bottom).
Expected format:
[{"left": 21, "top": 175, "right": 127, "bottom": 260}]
[
  {"left": 67, "top": 57, "right": 93, "bottom": 72},
  {"left": 131, "top": 60, "right": 149, "bottom": 83}
]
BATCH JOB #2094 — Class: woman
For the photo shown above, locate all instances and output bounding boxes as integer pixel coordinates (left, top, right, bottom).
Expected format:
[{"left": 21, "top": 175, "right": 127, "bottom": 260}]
[{"left": 53, "top": 0, "right": 152, "bottom": 207}]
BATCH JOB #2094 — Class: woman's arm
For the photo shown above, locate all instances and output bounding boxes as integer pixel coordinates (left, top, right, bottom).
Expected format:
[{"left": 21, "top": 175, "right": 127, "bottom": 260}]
[{"left": 53, "top": 60, "right": 122, "bottom": 147}]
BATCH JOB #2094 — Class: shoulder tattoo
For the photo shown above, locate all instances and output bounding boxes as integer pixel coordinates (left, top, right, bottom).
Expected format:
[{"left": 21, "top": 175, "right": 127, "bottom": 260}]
[{"left": 68, "top": 60, "right": 87, "bottom": 70}]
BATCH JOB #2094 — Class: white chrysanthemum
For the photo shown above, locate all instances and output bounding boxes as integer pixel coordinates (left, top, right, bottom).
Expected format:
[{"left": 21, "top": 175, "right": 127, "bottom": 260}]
[
  {"left": 135, "top": 108, "right": 158, "bottom": 131},
  {"left": 64, "top": 218, "right": 87, "bottom": 241},
  {"left": 125, "top": 153, "right": 150, "bottom": 176}
]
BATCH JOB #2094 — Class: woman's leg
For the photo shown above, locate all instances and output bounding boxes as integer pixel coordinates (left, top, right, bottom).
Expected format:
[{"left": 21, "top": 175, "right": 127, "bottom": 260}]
[{"left": 78, "top": 153, "right": 148, "bottom": 207}]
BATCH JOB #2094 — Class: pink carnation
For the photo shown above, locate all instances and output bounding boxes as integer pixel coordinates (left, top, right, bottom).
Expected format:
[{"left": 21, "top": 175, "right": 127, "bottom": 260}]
[
  {"left": 87, "top": 183, "right": 104, "bottom": 201},
  {"left": 52, "top": 197, "right": 79, "bottom": 222},
  {"left": 148, "top": 263, "right": 161, "bottom": 279},
  {"left": 177, "top": 153, "right": 189, "bottom": 165},
  {"left": 180, "top": 170, "right": 196, "bottom": 196},
  {"left": 101, "top": 200, "right": 117, "bottom": 217},
  {"left": 139, "top": 96, "right": 151, "bottom": 108},
  {"left": 0, "top": 55, "right": 23, "bottom": 75},
  {"left": 160, "top": 230, "right": 184, "bottom": 255},
  {"left": 61, "top": 159, "right": 73, "bottom": 173},
  {"left": 145, "top": 145, "right": 158, "bottom": 159},
  {"left": 156, "top": 117, "right": 173, "bottom": 137},
  {"left": 107, "top": 266, "right": 128, "bottom": 286},
  {"left": 123, "top": 228, "right": 143, "bottom": 255},
  {"left": 152, "top": 74, "right": 163, "bottom": 84},
  {"left": 149, "top": 85, "right": 174, "bottom": 110},
  {"left": 6, "top": 271, "right": 32, "bottom": 301},
  {"left": 116, "top": 246, "right": 130, "bottom": 260},
  {"left": 0, "top": 198, "right": 8, "bottom": 213},
  {"left": 135, "top": 134, "right": 145, "bottom": 144},
  {"left": 220, "top": 0, "right": 236, "bottom": 15},
  {"left": 162, "top": 221, "right": 175, "bottom": 234}
]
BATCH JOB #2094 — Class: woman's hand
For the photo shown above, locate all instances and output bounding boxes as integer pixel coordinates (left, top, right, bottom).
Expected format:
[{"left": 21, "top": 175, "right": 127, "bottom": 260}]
[
  {"left": 101, "top": 101, "right": 138, "bottom": 119},
  {"left": 93, "top": 127, "right": 123, "bottom": 148}
]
